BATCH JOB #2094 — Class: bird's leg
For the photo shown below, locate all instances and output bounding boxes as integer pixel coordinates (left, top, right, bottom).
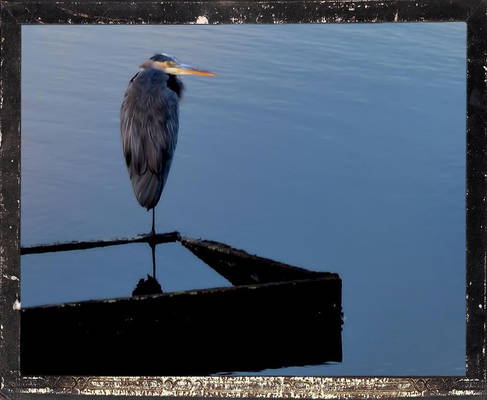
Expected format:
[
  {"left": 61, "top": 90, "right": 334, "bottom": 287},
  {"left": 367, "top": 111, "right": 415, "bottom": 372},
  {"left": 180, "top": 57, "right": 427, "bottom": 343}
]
[
  {"left": 150, "top": 208, "right": 156, "bottom": 277},
  {"left": 151, "top": 242, "right": 156, "bottom": 279}
]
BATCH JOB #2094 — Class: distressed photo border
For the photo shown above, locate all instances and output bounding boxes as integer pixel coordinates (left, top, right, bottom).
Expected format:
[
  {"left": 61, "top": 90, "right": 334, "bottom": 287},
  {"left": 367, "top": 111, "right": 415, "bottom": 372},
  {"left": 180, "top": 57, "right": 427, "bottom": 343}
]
[{"left": 1, "top": 0, "right": 487, "bottom": 398}]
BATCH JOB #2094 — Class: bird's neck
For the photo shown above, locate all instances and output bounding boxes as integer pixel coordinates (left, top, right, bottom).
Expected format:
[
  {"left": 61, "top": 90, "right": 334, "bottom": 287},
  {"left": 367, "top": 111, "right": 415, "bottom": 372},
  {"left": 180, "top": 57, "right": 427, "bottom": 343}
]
[{"left": 167, "top": 75, "right": 184, "bottom": 98}]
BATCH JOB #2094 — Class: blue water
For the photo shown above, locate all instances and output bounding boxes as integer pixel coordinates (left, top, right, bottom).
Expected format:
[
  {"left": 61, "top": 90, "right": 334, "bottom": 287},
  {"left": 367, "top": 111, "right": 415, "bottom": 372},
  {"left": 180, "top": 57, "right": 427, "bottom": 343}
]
[{"left": 21, "top": 23, "right": 466, "bottom": 376}]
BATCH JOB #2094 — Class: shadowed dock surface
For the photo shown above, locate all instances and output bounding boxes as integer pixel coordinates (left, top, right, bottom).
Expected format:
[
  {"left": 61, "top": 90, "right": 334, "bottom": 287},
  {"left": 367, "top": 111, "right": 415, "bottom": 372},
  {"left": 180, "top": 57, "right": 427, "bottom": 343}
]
[{"left": 21, "top": 236, "right": 342, "bottom": 375}]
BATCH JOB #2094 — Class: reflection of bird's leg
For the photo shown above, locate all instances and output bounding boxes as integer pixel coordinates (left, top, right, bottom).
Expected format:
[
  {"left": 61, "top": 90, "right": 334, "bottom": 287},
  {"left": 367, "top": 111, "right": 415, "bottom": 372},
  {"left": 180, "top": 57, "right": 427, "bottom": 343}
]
[
  {"left": 151, "top": 208, "right": 155, "bottom": 235},
  {"left": 151, "top": 242, "right": 156, "bottom": 278}
]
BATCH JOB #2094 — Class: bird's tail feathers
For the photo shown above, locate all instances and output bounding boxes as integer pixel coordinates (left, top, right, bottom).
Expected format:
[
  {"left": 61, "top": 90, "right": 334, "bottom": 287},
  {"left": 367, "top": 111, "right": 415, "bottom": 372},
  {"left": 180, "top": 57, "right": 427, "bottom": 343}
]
[{"left": 133, "top": 172, "right": 164, "bottom": 210}]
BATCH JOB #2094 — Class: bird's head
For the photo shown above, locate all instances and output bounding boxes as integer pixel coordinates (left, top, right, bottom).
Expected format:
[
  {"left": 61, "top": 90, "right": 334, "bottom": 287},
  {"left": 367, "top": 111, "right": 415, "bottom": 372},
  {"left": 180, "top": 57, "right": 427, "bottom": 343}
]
[{"left": 139, "top": 53, "right": 215, "bottom": 77}]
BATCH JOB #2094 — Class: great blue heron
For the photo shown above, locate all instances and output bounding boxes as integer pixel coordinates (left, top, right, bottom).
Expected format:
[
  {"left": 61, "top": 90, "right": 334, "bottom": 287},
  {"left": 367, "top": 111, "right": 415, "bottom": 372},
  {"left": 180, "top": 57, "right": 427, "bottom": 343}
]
[{"left": 121, "top": 54, "right": 214, "bottom": 277}]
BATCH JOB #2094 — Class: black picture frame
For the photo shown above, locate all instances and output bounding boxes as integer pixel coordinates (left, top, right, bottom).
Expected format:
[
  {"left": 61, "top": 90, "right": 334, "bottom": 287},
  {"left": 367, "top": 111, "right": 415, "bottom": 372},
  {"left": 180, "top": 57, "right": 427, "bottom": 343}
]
[{"left": 1, "top": 0, "right": 486, "bottom": 397}]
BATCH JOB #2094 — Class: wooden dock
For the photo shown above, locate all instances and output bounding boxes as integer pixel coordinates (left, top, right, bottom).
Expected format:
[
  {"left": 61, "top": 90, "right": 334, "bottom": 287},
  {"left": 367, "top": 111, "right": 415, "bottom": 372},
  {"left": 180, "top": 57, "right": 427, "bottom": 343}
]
[{"left": 21, "top": 236, "right": 342, "bottom": 375}]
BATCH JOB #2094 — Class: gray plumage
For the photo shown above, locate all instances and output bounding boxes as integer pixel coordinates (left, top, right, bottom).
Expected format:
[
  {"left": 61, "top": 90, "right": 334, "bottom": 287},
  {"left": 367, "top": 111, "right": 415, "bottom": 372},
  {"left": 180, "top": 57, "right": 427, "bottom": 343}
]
[
  {"left": 120, "top": 54, "right": 213, "bottom": 242},
  {"left": 120, "top": 67, "right": 180, "bottom": 210}
]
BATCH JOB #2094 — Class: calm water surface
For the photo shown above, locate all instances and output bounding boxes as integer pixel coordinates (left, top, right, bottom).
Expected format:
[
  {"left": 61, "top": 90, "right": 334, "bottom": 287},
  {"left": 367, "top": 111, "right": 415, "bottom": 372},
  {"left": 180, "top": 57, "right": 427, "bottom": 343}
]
[{"left": 21, "top": 23, "right": 466, "bottom": 376}]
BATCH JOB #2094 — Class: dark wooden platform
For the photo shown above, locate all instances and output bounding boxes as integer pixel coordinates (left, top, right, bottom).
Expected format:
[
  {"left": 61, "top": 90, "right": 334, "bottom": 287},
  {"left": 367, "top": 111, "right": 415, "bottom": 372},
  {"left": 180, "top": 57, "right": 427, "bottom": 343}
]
[{"left": 21, "top": 237, "right": 342, "bottom": 375}]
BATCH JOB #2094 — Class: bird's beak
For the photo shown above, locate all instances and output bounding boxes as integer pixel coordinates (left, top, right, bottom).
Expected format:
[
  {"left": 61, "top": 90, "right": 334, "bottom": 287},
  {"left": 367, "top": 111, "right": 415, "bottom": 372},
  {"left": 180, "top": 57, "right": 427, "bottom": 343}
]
[{"left": 165, "top": 62, "right": 216, "bottom": 77}]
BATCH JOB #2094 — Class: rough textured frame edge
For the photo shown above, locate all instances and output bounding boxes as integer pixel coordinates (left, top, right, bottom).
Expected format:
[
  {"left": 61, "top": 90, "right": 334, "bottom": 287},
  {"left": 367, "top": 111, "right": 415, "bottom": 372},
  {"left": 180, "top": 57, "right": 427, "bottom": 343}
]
[{"left": 0, "top": 0, "right": 486, "bottom": 398}]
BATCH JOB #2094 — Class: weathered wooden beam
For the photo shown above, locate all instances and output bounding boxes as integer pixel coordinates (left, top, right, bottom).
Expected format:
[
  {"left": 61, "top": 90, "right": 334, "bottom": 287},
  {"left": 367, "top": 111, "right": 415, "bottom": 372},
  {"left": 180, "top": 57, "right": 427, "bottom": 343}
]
[
  {"left": 21, "top": 276, "right": 342, "bottom": 375},
  {"left": 181, "top": 236, "right": 337, "bottom": 285},
  {"left": 20, "top": 231, "right": 181, "bottom": 255}
]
